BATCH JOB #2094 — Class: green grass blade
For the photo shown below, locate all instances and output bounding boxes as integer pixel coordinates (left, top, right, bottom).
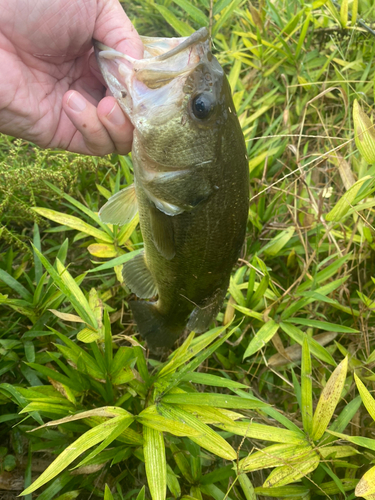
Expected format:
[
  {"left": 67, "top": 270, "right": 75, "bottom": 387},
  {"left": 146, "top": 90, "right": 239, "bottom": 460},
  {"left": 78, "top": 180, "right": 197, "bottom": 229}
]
[
  {"left": 243, "top": 319, "right": 279, "bottom": 359},
  {"left": 0, "top": 269, "right": 33, "bottom": 302},
  {"left": 238, "top": 473, "right": 256, "bottom": 500},
  {"left": 104, "top": 484, "right": 114, "bottom": 500},
  {"left": 280, "top": 322, "right": 336, "bottom": 366},
  {"left": 154, "top": 5, "right": 194, "bottom": 36},
  {"left": 326, "top": 176, "right": 372, "bottom": 222},
  {"left": 88, "top": 249, "right": 142, "bottom": 273},
  {"left": 215, "top": 421, "right": 305, "bottom": 444},
  {"left": 159, "top": 324, "right": 229, "bottom": 378},
  {"left": 75, "top": 416, "right": 133, "bottom": 468},
  {"left": 33, "top": 247, "right": 97, "bottom": 329},
  {"left": 284, "top": 317, "right": 358, "bottom": 333},
  {"left": 33, "top": 223, "right": 43, "bottom": 284},
  {"left": 139, "top": 405, "right": 201, "bottom": 437},
  {"left": 160, "top": 404, "right": 236, "bottom": 460},
  {"left": 180, "top": 372, "right": 248, "bottom": 389},
  {"left": 172, "top": 0, "right": 207, "bottom": 26},
  {"left": 161, "top": 393, "right": 267, "bottom": 409},
  {"left": 301, "top": 338, "right": 313, "bottom": 435},
  {"left": 22, "top": 416, "right": 129, "bottom": 495}
]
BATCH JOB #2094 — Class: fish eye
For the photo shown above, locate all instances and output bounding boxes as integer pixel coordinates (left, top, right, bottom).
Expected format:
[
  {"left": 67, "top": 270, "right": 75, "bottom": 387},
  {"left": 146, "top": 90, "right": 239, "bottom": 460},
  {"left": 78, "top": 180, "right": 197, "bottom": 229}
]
[{"left": 191, "top": 92, "right": 216, "bottom": 120}]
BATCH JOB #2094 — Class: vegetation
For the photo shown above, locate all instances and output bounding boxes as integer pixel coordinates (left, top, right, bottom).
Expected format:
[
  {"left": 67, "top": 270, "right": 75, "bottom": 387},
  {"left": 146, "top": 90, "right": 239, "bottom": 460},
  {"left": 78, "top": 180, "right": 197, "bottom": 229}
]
[{"left": 2, "top": 0, "right": 375, "bottom": 498}]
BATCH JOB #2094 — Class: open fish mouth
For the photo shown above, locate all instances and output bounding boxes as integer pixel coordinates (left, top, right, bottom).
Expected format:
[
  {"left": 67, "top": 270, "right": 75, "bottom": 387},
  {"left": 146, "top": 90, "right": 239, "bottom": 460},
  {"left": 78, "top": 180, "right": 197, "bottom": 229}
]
[{"left": 94, "top": 28, "right": 210, "bottom": 125}]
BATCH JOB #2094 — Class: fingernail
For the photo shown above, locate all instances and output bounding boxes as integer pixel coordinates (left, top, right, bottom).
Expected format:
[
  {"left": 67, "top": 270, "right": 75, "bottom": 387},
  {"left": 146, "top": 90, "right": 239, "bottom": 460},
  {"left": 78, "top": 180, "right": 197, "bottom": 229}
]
[
  {"left": 107, "top": 103, "right": 126, "bottom": 126},
  {"left": 67, "top": 91, "right": 86, "bottom": 112}
]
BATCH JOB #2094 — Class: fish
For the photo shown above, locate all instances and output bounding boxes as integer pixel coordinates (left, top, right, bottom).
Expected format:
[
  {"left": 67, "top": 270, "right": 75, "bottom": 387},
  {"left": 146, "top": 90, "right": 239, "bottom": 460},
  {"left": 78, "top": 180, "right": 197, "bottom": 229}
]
[{"left": 95, "top": 27, "right": 249, "bottom": 351}]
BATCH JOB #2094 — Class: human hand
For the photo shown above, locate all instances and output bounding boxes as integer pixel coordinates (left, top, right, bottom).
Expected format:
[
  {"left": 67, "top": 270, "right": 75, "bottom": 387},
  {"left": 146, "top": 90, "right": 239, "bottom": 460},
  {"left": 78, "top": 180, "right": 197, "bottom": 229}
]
[{"left": 0, "top": 0, "right": 143, "bottom": 155}]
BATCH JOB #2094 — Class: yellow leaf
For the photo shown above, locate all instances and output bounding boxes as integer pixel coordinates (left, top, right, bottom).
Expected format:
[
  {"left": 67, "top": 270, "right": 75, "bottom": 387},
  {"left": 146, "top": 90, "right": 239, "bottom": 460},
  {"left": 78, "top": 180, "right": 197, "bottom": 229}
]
[
  {"left": 77, "top": 328, "right": 101, "bottom": 343},
  {"left": 263, "top": 451, "right": 319, "bottom": 487},
  {"left": 216, "top": 421, "right": 304, "bottom": 444},
  {"left": 340, "top": 0, "right": 348, "bottom": 27},
  {"left": 352, "top": 0, "right": 358, "bottom": 24},
  {"left": 239, "top": 443, "right": 313, "bottom": 472},
  {"left": 355, "top": 372, "right": 375, "bottom": 421},
  {"left": 353, "top": 99, "right": 375, "bottom": 164},
  {"left": 311, "top": 357, "right": 348, "bottom": 440},
  {"left": 319, "top": 445, "right": 359, "bottom": 458},
  {"left": 356, "top": 465, "right": 375, "bottom": 497},
  {"left": 49, "top": 309, "right": 85, "bottom": 323},
  {"left": 89, "top": 288, "right": 103, "bottom": 337},
  {"left": 118, "top": 214, "right": 139, "bottom": 246},
  {"left": 32, "top": 207, "right": 112, "bottom": 243},
  {"left": 115, "top": 265, "right": 124, "bottom": 284},
  {"left": 143, "top": 426, "right": 167, "bottom": 500},
  {"left": 87, "top": 244, "right": 118, "bottom": 258}
]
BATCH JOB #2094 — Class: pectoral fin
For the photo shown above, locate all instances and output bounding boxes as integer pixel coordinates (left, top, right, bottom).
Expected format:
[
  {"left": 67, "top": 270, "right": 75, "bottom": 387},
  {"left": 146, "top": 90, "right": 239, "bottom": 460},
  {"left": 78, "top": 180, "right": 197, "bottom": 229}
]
[
  {"left": 143, "top": 167, "right": 215, "bottom": 216},
  {"left": 122, "top": 250, "right": 157, "bottom": 298},
  {"left": 149, "top": 205, "right": 176, "bottom": 260},
  {"left": 99, "top": 184, "right": 138, "bottom": 225}
]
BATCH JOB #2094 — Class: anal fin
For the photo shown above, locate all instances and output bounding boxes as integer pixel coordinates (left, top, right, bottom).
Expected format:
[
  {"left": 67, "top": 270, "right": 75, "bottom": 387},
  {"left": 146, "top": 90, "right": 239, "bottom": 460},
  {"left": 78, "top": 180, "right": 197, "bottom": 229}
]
[
  {"left": 187, "top": 288, "right": 227, "bottom": 333},
  {"left": 122, "top": 251, "right": 157, "bottom": 299},
  {"left": 99, "top": 184, "right": 138, "bottom": 226}
]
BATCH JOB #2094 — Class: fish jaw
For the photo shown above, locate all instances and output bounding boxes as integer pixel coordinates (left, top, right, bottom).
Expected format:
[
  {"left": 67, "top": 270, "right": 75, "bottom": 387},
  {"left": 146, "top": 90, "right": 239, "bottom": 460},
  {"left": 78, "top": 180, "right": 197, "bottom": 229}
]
[{"left": 93, "top": 28, "right": 210, "bottom": 128}]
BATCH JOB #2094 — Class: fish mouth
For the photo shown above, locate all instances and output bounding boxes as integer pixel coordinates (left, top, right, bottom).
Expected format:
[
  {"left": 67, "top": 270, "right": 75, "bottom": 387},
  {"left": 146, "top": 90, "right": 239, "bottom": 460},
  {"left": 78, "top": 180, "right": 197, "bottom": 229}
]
[{"left": 94, "top": 28, "right": 210, "bottom": 124}]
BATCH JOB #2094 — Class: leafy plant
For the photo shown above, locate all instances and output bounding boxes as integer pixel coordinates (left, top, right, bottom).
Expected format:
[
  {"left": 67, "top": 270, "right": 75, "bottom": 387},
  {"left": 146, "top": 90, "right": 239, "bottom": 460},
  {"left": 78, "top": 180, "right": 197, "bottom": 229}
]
[{"left": 4, "top": 0, "right": 375, "bottom": 498}]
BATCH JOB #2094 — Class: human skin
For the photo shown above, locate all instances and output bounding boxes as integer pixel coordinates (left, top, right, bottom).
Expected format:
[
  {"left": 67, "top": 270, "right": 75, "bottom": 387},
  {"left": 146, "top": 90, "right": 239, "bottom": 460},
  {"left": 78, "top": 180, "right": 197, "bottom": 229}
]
[{"left": 0, "top": 0, "right": 143, "bottom": 155}]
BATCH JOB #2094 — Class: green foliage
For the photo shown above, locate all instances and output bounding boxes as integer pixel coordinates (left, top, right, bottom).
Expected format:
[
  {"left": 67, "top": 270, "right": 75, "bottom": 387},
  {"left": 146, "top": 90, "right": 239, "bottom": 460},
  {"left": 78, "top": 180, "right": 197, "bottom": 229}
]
[
  {"left": 0, "top": 136, "right": 114, "bottom": 248},
  {"left": 4, "top": 0, "right": 375, "bottom": 498}
]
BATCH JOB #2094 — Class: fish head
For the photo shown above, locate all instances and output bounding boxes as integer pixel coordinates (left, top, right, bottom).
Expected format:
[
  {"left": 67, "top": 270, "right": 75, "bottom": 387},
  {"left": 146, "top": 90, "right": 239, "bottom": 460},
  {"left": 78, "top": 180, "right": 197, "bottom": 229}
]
[{"left": 94, "top": 28, "right": 234, "bottom": 168}]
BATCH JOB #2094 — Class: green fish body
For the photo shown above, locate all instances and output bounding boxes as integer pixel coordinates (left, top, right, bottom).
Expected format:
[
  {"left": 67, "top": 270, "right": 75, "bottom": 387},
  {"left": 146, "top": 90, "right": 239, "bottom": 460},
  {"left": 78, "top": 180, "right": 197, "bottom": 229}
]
[{"left": 95, "top": 28, "right": 249, "bottom": 350}]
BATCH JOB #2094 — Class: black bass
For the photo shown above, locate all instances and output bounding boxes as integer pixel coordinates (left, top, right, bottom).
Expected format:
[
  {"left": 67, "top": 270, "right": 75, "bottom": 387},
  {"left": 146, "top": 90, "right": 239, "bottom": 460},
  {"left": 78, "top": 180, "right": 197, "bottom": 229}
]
[{"left": 95, "top": 28, "right": 249, "bottom": 350}]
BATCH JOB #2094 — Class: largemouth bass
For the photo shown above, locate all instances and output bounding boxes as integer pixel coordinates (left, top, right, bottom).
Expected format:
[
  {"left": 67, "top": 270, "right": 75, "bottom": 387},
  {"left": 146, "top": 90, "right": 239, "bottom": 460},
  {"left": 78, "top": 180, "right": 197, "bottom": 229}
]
[{"left": 95, "top": 28, "right": 249, "bottom": 350}]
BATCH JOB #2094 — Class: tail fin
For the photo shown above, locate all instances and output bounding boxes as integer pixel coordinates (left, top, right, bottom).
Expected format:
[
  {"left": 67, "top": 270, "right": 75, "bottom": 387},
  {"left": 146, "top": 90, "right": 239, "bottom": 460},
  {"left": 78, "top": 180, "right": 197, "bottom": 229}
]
[{"left": 130, "top": 301, "right": 184, "bottom": 351}]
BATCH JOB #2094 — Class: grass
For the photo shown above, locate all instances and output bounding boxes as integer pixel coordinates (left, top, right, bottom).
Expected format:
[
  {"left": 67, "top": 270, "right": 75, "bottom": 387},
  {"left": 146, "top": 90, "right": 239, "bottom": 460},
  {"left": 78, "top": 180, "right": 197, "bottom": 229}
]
[{"left": 2, "top": 0, "right": 375, "bottom": 498}]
